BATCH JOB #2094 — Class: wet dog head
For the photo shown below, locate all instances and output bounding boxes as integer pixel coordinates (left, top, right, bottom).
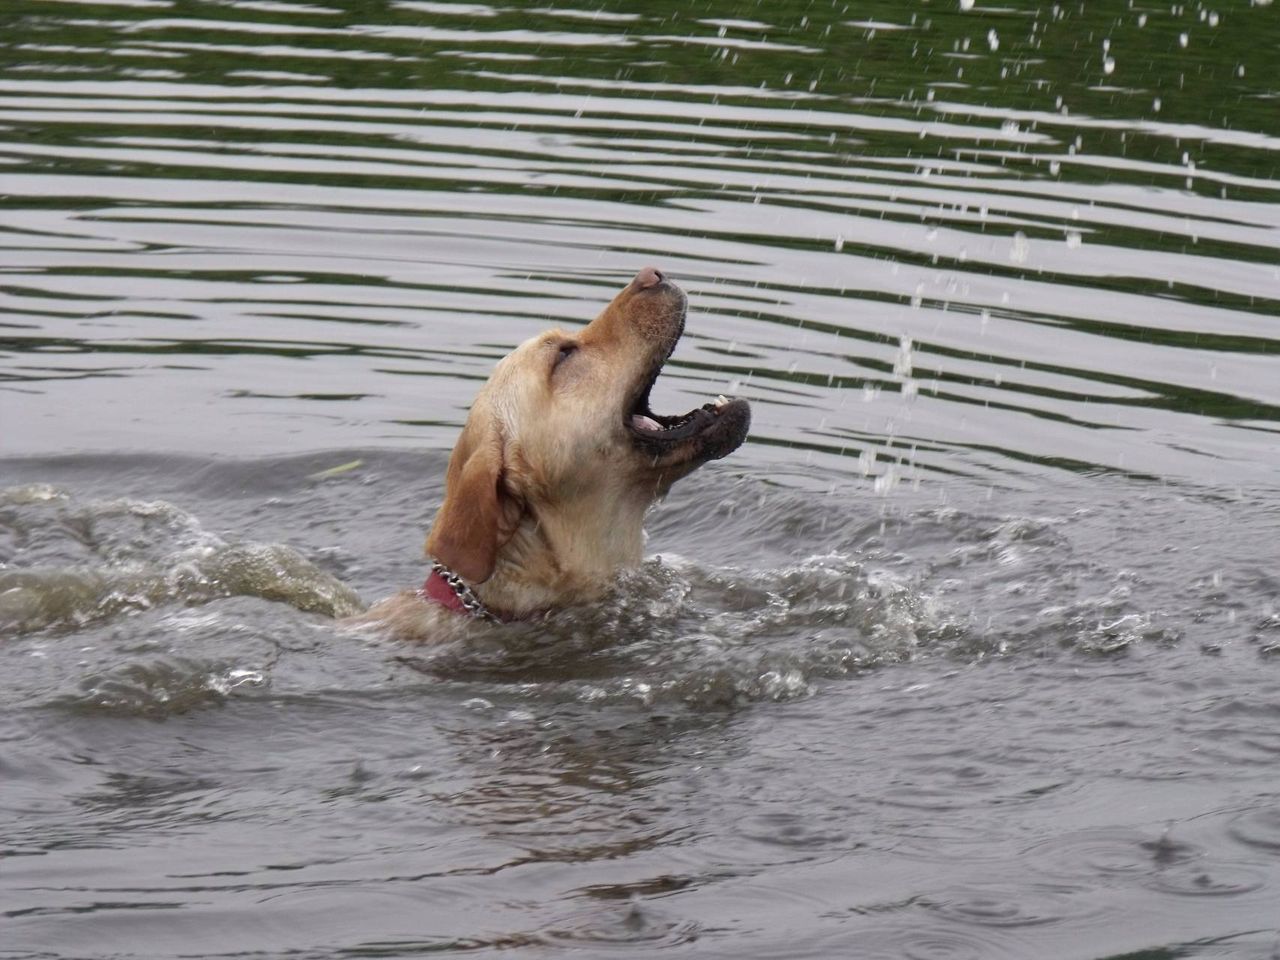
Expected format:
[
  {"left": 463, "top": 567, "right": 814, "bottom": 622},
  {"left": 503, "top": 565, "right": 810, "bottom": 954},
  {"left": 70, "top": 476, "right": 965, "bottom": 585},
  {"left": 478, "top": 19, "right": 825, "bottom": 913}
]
[{"left": 425, "top": 268, "right": 750, "bottom": 603}]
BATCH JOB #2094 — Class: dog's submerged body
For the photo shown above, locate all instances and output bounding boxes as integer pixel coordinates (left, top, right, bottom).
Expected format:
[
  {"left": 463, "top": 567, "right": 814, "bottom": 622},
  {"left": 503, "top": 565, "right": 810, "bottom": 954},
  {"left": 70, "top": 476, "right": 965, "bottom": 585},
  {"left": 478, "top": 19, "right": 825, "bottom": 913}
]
[{"left": 352, "top": 268, "right": 750, "bottom": 639}]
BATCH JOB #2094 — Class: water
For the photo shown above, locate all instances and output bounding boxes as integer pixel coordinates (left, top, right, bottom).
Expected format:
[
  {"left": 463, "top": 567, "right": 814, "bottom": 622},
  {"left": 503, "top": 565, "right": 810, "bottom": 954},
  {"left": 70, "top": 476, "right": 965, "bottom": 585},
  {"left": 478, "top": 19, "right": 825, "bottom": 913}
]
[{"left": 3, "top": 2, "right": 1280, "bottom": 958}]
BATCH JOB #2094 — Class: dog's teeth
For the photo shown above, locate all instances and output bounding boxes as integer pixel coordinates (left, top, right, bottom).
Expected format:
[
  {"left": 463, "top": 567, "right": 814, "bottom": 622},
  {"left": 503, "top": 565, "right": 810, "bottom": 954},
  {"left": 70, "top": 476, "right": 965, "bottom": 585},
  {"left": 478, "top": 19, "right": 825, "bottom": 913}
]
[
  {"left": 714, "top": 395, "right": 729, "bottom": 409},
  {"left": 631, "top": 414, "right": 662, "bottom": 432}
]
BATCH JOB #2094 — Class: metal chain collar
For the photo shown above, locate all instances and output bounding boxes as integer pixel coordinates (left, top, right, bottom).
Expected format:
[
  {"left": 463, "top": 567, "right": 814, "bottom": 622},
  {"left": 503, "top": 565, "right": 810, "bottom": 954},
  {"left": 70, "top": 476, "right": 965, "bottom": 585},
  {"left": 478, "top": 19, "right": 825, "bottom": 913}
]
[{"left": 431, "top": 560, "right": 502, "bottom": 623}]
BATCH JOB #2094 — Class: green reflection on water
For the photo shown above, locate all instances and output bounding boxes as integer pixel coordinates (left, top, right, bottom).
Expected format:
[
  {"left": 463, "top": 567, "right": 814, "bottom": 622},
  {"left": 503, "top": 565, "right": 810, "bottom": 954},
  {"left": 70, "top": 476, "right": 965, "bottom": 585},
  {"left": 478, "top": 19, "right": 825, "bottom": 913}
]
[{"left": 3, "top": 0, "right": 1277, "bottom": 181}]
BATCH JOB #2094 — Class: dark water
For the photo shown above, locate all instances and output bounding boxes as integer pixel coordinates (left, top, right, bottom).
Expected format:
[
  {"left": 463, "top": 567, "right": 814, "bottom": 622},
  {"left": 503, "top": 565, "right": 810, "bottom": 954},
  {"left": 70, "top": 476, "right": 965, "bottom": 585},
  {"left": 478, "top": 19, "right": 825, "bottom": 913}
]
[{"left": 3, "top": 2, "right": 1280, "bottom": 958}]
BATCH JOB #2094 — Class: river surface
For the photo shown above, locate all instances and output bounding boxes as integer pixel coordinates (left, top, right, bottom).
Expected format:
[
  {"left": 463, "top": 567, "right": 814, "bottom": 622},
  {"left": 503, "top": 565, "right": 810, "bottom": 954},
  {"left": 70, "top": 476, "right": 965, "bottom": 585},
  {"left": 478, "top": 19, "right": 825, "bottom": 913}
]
[{"left": 3, "top": 2, "right": 1280, "bottom": 958}]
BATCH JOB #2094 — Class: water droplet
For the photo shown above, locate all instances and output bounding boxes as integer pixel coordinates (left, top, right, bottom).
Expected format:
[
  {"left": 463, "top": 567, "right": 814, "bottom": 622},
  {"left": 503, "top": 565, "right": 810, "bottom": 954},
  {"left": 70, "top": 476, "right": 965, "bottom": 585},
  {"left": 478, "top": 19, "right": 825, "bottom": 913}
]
[
  {"left": 1208, "top": 11, "right": 1219, "bottom": 26},
  {"left": 987, "top": 28, "right": 1000, "bottom": 50},
  {"left": 895, "top": 336, "right": 914, "bottom": 377},
  {"left": 1103, "top": 56, "right": 1115, "bottom": 75},
  {"left": 1138, "top": 12, "right": 1148, "bottom": 26},
  {"left": 1049, "top": 160, "right": 1061, "bottom": 175},
  {"left": 959, "top": 0, "right": 975, "bottom": 9},
  {"left": 979, "top": 308, "right": 990, "bottom": 333},
  {"left": 834, "top": 234, "right": 844, "bottom": 252},
  {"left": 1179, "top": 32, "right": 1189, "bottom": 47},
  {"left": 874, "top": 465, "right": 899, "bottom": 495},
  {"left": 1065, "top": 230, "right": 1082, "bottom": 249},
  {"left": 1237, "top": 64, "right": 1245, "bottom": 77},
  {"left": 1009, "top": 231, "right": 1029, "bottom": 264},
  {"left": 1153, "top": 96, "right": 1162, "bottom": 112}
]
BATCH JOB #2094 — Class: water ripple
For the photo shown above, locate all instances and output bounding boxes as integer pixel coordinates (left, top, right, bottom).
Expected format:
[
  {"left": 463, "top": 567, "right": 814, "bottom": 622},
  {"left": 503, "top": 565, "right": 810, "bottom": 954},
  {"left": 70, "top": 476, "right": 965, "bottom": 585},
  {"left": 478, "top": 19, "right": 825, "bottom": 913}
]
[
  {"left": 921, "top": 882, "right": 1101, "bottom": 928},
  {"left": 2, "top": 2, "right": 1278, "bottom": 486}
]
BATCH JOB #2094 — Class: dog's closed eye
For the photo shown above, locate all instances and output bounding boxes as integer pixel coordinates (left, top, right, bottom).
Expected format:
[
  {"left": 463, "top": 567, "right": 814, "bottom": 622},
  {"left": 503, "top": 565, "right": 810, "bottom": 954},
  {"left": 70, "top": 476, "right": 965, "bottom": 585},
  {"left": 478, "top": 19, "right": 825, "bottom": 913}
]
[{"left": 552, "top": 342, "right": 578, "bottom": 370}]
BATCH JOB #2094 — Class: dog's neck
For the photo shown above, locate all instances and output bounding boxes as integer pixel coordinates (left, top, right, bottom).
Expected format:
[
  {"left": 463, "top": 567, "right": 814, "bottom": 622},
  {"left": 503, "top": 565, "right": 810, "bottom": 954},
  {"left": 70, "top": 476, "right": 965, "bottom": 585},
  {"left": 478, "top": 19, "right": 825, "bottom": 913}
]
[{"left": 473, "top": 498, "right": 650, "bottom": 618}]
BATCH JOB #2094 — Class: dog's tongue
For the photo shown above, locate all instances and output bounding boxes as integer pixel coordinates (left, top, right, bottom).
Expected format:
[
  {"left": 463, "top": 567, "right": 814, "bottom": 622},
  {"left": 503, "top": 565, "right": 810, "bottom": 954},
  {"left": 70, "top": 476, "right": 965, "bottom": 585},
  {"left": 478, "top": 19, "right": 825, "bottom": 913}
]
[{"left": 631, "top": 414, "right": 662, "bottom": 432}]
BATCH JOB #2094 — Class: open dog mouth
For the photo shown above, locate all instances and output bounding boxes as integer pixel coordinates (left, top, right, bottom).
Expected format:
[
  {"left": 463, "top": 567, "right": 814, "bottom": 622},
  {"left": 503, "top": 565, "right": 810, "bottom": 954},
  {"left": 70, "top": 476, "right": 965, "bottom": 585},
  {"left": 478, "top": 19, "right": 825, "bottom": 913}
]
[
  {"left": 629, "top": 394, "right": 734, "bottom": 441},
  {"left": 624, "top": 363, "right": 750, "bottom": 462},
  {"left": 616, "top": 269, "right": 750, "bottom": 464}
]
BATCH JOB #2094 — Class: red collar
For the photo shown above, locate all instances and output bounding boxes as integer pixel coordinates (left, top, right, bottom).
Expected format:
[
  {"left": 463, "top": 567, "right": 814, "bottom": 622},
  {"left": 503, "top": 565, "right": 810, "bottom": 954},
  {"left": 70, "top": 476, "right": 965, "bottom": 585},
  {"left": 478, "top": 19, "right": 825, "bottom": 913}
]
[
  {"left": 418, "top": 562, "right": 503, "bottom": 623},
  {"left": 418, "top": 567, "right": 471, "bottom": 617}
]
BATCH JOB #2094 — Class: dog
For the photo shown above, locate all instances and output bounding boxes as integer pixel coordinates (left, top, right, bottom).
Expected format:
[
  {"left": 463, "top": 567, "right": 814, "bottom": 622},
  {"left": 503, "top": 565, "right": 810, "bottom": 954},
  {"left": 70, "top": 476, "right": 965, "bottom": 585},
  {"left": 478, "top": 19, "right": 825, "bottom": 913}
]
[{"left": 351, "top": 267, "right": 750, "bottom": 638}]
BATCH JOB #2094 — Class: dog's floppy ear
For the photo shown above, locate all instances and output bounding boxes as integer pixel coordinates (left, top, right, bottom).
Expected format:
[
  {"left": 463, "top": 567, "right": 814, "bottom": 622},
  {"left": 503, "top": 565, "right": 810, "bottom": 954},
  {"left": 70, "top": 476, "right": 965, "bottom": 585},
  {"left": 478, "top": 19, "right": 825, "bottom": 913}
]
[{"left": 425, "top": 411, "right": 521, "bottom": 584}]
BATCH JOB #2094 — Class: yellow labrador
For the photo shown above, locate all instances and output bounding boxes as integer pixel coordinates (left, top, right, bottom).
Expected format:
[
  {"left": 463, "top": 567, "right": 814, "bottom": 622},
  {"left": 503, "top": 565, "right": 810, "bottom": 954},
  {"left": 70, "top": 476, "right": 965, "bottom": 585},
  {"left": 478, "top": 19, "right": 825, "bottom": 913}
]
[{"left": 354, "top": 267, "right": 750, "bottom": 637}]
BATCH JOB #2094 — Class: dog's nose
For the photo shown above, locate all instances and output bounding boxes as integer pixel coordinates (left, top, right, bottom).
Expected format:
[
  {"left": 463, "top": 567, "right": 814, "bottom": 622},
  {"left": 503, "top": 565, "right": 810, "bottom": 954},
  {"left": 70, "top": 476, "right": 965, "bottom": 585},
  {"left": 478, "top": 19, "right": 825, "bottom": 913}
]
[{"left": 634, "top": 266, "right": 665, "bottom": 289}]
